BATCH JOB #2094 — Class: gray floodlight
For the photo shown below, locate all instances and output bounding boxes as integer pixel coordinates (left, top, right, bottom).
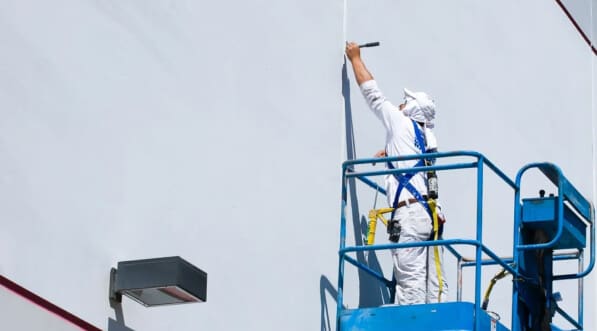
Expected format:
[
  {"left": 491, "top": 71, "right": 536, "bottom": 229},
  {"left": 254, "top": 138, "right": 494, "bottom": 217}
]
[{"left": 109, "top": 256, "right": 207, "bottom": 307}]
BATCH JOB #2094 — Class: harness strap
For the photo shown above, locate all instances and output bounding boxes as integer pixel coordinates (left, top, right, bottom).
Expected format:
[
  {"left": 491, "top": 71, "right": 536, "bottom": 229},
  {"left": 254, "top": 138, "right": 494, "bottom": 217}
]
[
  {"left": 387, "top": 120, "right": 432, "bottom": 220},
  {"left": 387, "top": 120, "right": 444, "bottom": 302},
  {"left": 429, "top": 198, "right": 444, "bottom": 302},
  {"left": 388, "top": 162, "right": 431, "bottom": 219}
]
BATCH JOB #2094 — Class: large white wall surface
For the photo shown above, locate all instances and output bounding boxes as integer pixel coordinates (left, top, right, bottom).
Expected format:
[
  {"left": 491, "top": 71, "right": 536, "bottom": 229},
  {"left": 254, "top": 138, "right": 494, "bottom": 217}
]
[
  {"left": 0, "top": 286, "right": 81, "bottom": 331},
  {"left": 0, "top": 1, "right": 594, "bottom": 331},
  {"left": 0, "top": 1, "right": 344, "bottom": 330}
]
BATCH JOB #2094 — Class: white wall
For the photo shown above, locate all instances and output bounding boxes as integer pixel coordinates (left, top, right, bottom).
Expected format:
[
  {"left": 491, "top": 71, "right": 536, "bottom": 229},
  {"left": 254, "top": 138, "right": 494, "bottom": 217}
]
[
  {"left": 0, "top": 286, "right": 83, "bottom": 331},
  {"left": 0, "top": 1, "right": 593, "bottom": 330},
  {"left": 0, "top": 1, "right": 343, "bottom": 330},
  {"left": 344, "top": 0, "right": 595, "bottom": 328}
]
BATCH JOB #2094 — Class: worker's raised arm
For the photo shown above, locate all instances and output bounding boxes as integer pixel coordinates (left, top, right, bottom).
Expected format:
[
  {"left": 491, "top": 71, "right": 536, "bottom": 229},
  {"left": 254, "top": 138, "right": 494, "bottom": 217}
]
[
  {"left": 345, "top": 42, "right": 373, "bottom": 85},
  {"left": 345, "top": 42, "right": 394, "bottom": 128}
]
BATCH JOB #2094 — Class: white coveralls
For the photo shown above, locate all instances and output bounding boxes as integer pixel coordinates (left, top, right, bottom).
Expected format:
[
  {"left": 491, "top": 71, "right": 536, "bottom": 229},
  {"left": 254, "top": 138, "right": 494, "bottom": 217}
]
[{"left": 359, "top": 80, "right": 448, "bottom": 305}]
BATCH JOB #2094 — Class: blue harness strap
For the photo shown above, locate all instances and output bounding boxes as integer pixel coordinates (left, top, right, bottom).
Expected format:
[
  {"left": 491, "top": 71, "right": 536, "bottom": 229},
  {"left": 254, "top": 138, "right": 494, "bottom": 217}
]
[{"left": 387, "top": 120, "right": 433, "bottom": 220}]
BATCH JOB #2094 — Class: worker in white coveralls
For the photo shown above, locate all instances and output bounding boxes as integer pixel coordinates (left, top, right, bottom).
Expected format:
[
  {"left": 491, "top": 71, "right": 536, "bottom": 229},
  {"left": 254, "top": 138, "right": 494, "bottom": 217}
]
[{"left": 345, "top": 42, "right": 448, "bottom": 305}]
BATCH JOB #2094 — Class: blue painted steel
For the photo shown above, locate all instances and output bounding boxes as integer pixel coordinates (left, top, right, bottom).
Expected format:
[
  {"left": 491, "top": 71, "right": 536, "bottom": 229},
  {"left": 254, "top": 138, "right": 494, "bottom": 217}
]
[
  {"left": 512, "top": 162, "right": 595, "bottom": 331},
  {"left": 521, "top": 197, "right": 586, "bottom": 249},
  {"left": 474, "top": 158, "right": 484, "bottom": 331},
  {"left": 342, "top": 150, "right": 517, "bottom": 189},
  {"left": 345, "top": 162, "right": 477, "bottom": 179},
  {"left": 342, "top": 150, "right": 482, "bottom": 166},
  {"left": 515, "top": 163, "right": 594, "bottom": 254},
  {"left": 511, "top": 175, "right": 522, "bottom": 331},
  {"left": 337, "top": 151, "right": 594, "bottom": 331},
  {"left": 339, "top": 302, "right": 509, "bottom": 331},
  {"left": 514, "top": 163, "right": 595, "bottom": 279},
  {"left": 338, "top": 151, "right": 518, "bottom": 331},
  {"left": 537, "top": 165, "right": 592, "bottom": 220},
  {"left": 337, "top": 168, "right": 348, "bottom": 329},
  {"left": 555, "top": 306, "right": 583, "bottom": 330},
  {"left": 460, "top": 252, "right": 579, "bottom": 268},
  {"left": 341, "top": 238, "right": 519, "bottom": 277}
]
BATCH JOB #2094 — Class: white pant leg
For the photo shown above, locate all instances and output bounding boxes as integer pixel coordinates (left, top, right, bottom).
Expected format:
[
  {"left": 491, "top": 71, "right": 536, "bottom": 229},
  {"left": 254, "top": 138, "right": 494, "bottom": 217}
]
[
  {"left": 426, "top": 245, "right": 449, "bottom": 303},
  {"left": 391, "top": 203, "right": 433, "bottom": 305}
]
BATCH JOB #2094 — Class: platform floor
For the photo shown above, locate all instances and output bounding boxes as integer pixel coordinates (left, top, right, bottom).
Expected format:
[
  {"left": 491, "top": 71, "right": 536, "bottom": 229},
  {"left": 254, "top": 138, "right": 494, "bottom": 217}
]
[{"left": 339, "top": 302, "right": 509, "bottom": 331}]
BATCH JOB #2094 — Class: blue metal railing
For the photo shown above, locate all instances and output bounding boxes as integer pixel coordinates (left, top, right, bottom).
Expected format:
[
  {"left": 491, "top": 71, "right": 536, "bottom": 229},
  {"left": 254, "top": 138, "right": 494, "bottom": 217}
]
[
  {"left": 511, "top": 163, "right": 595, "bottom": 331},
  {"left": 338, "top": 151, "right": 518, "bottom": 331},
  {"left": 336, "top": 151, "right": 594, "bottom": 331}
]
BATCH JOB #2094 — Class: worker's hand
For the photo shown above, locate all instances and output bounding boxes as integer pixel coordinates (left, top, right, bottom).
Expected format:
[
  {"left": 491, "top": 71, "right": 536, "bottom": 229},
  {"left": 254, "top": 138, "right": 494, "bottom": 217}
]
[
  {"left": 345, "top": 42, "right": 361, "bottom": 62},
  {"left": 437, "top": 209, "right": 446, "bottom": 224},
  {"left": 374, "top": 150, "right": 387, "bottom": 158},
  {"left": 372, "top": 149, "right": 386, "bottom": 166}
]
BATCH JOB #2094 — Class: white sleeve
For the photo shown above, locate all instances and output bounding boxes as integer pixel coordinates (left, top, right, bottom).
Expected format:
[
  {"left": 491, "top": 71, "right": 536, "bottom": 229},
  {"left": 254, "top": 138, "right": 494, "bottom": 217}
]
[{"left": 359, "top": 80, "right": 395, "bottom": 130}]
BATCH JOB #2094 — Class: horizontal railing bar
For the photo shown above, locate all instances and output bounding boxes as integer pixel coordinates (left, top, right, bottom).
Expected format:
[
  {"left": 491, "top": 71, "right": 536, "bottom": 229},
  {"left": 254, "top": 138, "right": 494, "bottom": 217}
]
[
  {"left": 342, "top": 150, "right": 483, "bottom": 168},
  {"left": 340, "top": 239, "right": 519, "bottom": 277},
  {"left": 343, "top": 151, "right": 517, "bottom": 190},
  {"left": 340, "top": 238, "right": 476, "bottom": 253},
  {"left": 346, "top": 163, "right": 478, "bottom": 179},
  {"left": 460, "top": 252, "right": 580, "bottom": 268}
]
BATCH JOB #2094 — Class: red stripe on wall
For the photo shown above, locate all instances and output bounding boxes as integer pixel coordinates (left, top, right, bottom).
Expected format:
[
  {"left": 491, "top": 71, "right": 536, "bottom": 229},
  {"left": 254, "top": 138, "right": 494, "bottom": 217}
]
[
  {"left": 555, "top": 0, "right": 597, "bottom": 56},
  {"left": 0, "top": 275, "right": 102, "bottom": 331}
]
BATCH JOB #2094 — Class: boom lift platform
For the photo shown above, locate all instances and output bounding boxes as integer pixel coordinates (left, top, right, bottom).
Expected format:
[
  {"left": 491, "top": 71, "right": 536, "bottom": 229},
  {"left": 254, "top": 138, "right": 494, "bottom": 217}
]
[{"left": 337, "top": 151, "right": 594, "bottom": 331}]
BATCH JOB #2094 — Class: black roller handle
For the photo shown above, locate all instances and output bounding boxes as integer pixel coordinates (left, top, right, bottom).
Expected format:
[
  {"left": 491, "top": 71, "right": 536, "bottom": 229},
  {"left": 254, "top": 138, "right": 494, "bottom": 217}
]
[{"left": 358, "top": 42, "right": 380, "bottom": 48}]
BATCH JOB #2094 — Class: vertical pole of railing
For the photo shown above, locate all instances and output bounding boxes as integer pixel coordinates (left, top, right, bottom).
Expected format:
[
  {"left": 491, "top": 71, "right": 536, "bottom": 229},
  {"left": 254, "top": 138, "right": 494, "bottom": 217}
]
[
  {"left": 336, "top": 171, "right": 347, "bottom": 331},
  {"left": 457, "top": 258, "right": 463, "bottom": 302},
  {"left": 578, "top": 250, "right": 584, "bottom": 328},
  {"left": 474, "top": 158, "right": 484, "bottom": 331},
  {"left": 511, "top": 170, "right": 522, "bottom": 331}
]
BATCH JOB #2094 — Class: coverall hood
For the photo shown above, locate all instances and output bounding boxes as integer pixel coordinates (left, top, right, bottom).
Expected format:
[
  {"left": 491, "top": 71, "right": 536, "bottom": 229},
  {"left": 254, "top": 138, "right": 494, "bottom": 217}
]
[{"left": 403, "top": 88, "right": 436, "bottom": 128}]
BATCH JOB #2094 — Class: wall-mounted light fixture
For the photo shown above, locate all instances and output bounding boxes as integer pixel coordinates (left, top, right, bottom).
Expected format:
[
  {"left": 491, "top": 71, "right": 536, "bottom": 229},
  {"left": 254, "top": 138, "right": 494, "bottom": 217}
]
[{"left": 109, "top": 256, "right": 207, "bottom": 307}]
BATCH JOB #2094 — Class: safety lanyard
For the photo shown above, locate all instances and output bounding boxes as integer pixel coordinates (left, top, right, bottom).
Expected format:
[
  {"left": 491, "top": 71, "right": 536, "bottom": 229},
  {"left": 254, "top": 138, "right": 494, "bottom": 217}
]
[{"left": 387, "top": 120, "right": 432, "bottom": 220}]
